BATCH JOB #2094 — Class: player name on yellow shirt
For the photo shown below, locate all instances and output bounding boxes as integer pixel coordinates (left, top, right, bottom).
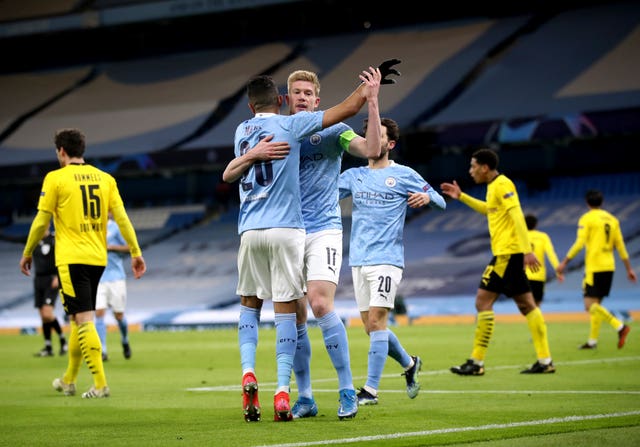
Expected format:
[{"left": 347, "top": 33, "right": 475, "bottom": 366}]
[
  {"left": 80, "top": 222, "right": 104, "bottom": 233},
  {"left": 74, "top": 172, "right": 102, "bottom": 182}
]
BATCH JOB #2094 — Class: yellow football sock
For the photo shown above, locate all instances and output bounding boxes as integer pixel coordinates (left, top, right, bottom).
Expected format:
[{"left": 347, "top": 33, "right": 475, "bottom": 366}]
[
  {"left": 470, "top": 310, "right": 494, "bottom": 362},
  {"left": 78, "top": 321, "right": 108, "bottom": 389},
  {"left": 590, "top": 302, "right": 622, "bottom": 333},
  {"left": 63, "top": 320, "right": 82, "bottom": 385},
  {"left": 526, "top": 307, "right": 551, "bottom": 360},
  {"left": 588, "top": 304, "right": 603, "bottom": 343}
]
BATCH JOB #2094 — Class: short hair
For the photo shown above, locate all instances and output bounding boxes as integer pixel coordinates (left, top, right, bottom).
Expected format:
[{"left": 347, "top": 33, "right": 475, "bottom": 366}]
[
  {"left": 54, "top": 128, "right": 86, "bottom": 158},
  {"left": 472, "top": 148, "right": 499, "bottom": 170},
  {"left": 586, "top": 189, "right": 604, "bottom": 207},
  {"left": 287, "top": 70, "right": 320, "bottom": 96},
  {"left": 363, "top": 117, "right": 400, "bottom": 142},
  {"left": 246, "top": 75, "right": 280, "bottom": 111},
  {"left": 525, "top": 214, "right": 538, "bottom": 230}
]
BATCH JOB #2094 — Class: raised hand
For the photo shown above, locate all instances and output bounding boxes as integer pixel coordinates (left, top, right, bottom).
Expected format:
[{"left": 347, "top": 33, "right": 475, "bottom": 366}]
[{"left": 358, "top": 66, "right": 381, "bottom": 99}]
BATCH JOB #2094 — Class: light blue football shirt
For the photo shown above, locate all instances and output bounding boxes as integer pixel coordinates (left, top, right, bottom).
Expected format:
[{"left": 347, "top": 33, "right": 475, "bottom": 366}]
[
  {"left": 234, "top": 111, "right": 324, "bottom": 234},
  {"left": 338, "top": 161, "right": 446, "bottom": 268},
  {"left": 100, "top": 218, "right": 126, "bottom": 282},
  {"left": 299, "top": 122, "right": 354, "bottom": 234}
]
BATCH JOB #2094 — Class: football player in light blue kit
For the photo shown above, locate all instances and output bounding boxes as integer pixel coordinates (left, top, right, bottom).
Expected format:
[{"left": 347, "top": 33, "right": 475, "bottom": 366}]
[
  {"left": 95, "top": 213, "right": 132, "bottom": 361},
  {"left": 285, "top": 68, "right": 383, "bottom": 420},
  {"left": 222, "top": 68, "right": 381, "bottom": 422},
  {"left": 338, "top": 117, "right": 446, "bottom": 406}
]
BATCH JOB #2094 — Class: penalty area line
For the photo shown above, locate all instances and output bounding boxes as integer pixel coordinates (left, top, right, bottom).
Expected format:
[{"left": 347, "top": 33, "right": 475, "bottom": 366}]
[{"left": 251, "top": 410, "right": 640, "bottom": 447}]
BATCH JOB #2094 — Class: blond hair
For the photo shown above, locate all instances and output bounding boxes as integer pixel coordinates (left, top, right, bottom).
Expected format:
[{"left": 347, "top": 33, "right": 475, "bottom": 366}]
[{"left": 287, "top": 70, "right": 321, "bottom": 96}]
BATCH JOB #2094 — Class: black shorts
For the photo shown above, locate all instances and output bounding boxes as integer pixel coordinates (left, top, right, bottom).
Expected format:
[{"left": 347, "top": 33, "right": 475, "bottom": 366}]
[
  {"left": 479, "top": 253, "right": 531, "bottom": 298},
  {"left": 528, "top": 280, "right": 544, "bottom": 303},
  {"left": 34, "top": 275, "right": 59, "bottom": 308},
  {"left": 584, "top": 271, "right": 614, "bottom": 299},
  {"left": 57, "top": 264, "right": 105, "bottom": 316}
]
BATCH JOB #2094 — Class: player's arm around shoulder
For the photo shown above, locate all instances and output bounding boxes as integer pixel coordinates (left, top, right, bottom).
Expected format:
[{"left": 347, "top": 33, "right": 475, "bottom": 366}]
[{"left": 223, "top": 135, "right": 290, "bottom": 183}]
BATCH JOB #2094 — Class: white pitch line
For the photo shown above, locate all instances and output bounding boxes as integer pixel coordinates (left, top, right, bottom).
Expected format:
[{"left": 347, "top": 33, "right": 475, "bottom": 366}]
[
  {"left": 186, "top": 356, "right": 640, "bottom": 392},
  {"left": 250, "top": 410, "right": 640, "bottom": 447},
  {"left": 187, "top": 386, "right": 640, "bottom": 394}
]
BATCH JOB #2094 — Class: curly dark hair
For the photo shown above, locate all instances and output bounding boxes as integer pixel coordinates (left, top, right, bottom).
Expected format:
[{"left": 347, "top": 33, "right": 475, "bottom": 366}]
[
  {"left": 54, "top": 128, "right": 86, "bottom": 158},
  {"left": 471, "top": 148, "right": 499, "bottom": 170}
]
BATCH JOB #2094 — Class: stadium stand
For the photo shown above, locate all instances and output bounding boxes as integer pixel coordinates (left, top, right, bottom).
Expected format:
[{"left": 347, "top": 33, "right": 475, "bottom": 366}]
[
  {"left": 0, "top": 206, "right": 239, "bottom": 329},
  {"left": 0, "top": 67, "right": 95, "bottom": 142},
  {"left": 340, "top": 175, "right": 640, "bottom": 323},
  {"left": 2, "top": 2, "right": 638, "bottom": 163},
  {"left": 0, "top": 203, "right": 206, "bottom": 244},
  {"left": 0, "top": 19, "right": 494, "bottom": 161},
  {"left": 0, "top": 0, "right": 78, "bottom": 23},
  {"left": 2, "top": 174, "right": 638, "bottom": 331},
  {"left": 0, "top": 240, "right": 30, "bottom": 310},
  {"left": 0, "top": 43, "right": 299, "bottom": 165},
  {"left": 414, "top": 1, "right": 640, "bottom": 139},
  {"left": 178, "top": 18, "right": 527, "bottom": 150},
  {"left": 1, "top": 1, "right": 638, "bottom": 331}
]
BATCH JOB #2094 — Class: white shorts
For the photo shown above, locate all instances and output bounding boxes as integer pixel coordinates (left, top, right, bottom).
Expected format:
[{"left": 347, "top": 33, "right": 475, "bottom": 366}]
[
  {"left": 352, "top": 265, "right": 403, "bottom": 312},
  {"left": 236, "top": 228, "right": 305, "bottom": 302},
  {"left": 304, "top": 229, "right": 342, "bottom": 285},
  {"left": 95, "top": 279, "right": 127, "bottom": 313}
]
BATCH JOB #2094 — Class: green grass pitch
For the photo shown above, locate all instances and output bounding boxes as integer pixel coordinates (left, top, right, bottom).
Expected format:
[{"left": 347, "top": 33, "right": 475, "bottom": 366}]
[{"left": 1, "top": 319, "right": 638, "bottom": 446}]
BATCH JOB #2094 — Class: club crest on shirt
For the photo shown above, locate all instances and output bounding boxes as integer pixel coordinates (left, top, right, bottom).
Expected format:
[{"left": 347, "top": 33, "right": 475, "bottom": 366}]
[
  {"left": 385, "top": 177, "right": 396, "bottom": 187},
  {"left": 309, "top": 134, "right": 322, "bottom": 145}
]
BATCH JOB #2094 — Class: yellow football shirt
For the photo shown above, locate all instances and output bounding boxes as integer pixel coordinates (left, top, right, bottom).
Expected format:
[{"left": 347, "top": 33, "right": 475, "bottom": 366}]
[
  {"left": 37, "top": 164, "right": 125, "bottom": 266},
  {"left": 526, "top": 229, "right": 560, "bottom": 281},
  {"left": 566, "top": 208, "right": 629, "bottom": 273},
  {"left": 485, "top": 174, "right": 527, "bottom": 255}
]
